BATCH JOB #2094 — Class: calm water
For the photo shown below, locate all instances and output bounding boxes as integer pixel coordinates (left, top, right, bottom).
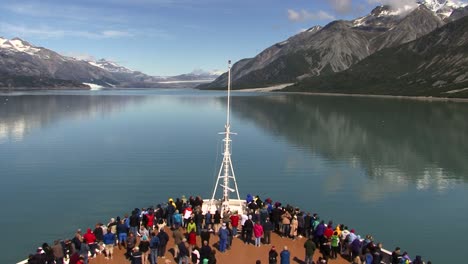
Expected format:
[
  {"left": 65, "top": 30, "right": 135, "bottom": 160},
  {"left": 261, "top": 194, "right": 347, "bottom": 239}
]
[{"left": 1, "top": 89, "right": 467, "bottom": 263}]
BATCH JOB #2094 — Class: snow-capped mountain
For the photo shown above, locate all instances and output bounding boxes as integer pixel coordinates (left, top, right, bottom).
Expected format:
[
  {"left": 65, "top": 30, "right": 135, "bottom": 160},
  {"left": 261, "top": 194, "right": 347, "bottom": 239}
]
[
  {"left": 0, "top": 36, "right": 221, "bottom": 89},
  {"left": 419, "top": 0, "right": 468, "bottom": 19},
  {"left": 200, "top": 0, "right": 467, "bottom": 90},
  {"left": 0, "top": 37, "right": 41, "bottom": 56},
  {"left": 86, "top": 59, "right": 134, "bottom": 74}
]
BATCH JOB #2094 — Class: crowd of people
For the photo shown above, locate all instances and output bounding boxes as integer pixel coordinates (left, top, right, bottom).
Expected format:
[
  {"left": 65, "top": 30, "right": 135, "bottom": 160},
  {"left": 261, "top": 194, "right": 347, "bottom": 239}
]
[{"left": 25, "top": 194, "right": 431, "bottom": 264}]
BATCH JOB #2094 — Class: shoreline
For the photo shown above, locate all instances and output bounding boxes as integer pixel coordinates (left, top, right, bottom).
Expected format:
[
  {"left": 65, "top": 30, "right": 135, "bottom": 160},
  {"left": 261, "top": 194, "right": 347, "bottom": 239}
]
[{"left": 234, "top": 83, "right": 468, "bottom": 102}]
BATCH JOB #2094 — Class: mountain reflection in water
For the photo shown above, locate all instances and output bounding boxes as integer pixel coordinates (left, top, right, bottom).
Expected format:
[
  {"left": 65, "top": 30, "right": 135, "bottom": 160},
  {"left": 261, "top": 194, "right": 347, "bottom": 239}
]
[{"left": 226, "top": 94, "right": 468, "bottom": 189}]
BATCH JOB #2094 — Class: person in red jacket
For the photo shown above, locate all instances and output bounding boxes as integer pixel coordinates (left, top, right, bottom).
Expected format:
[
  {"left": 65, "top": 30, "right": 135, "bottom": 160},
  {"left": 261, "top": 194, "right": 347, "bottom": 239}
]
[
  {"left": 324, "top": 225, "right": 334, "bottom": 239},
  {"left": 188, "top": 230, "right": 197, "bottom": 254},
  {"left": 253, "top": 221, "right": 264, "bottom": 247},
  {"left": 146, "top": 211, "right": 155, "bottom": 231},
  {"left": 230, "top": 211, "right": 240, "bottom": 237},
  {"left": 83, "top": 228, "right": 97, "bottom": 258}
]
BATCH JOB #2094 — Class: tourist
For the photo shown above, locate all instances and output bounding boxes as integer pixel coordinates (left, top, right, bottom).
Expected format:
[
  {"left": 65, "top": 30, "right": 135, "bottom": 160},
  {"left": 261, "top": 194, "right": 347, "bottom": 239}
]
[
  {"left": 268, "top": 246, "right": 278, "bottom": 264},
  {"left": 401, "top": 251, "right": 412, "bottom": 263},
  {"left": 213, "top": 210, "right": 221, "bottom": 233},
  {"left": 222, "top": 209, "right": 232, "bottom": 225},
  {"left": 251, "top": 221, "right": 262, "bottom": 247},
  {"left": 365, "top": 248, "right": 374, "bottom": 264},
  {"left": 226, "top": 224, "right": 234, "bottom": 249},
  {"left": 281, "top": 209, "right": 291, "bottom": 238},
  {"left": 339, "top": 226, "right": 350, "bottom": 254},
  {"left": 131, "top": 247, "right": 142, "bottom": 264},
  {"left": 82, "top": 229, "right": 96, "bottom": 259},
  {"left": 263, "top": 217, "right": 274, "bottom": 245},
  {"left": 290, "top": 215, "right": 298, "bottom": 240},
  {"left": 29, "top": 247, "right": 46, "bottom": 264},
  {"left": 330, "top": 231, "right": 340, "bottom": 259},
  {"left": 240, "top": 211, "right": 248, "bottom": 240},
  {"left": 243, "top": 215, "right": 254, "bottom": 245},
  {"left": 140, "top": 226, "right": 150, "bottom": 239},
  {"left": 218, "top": 223, "right": 228, "bottom": 252},
  {"left": 200, "top": 224, "right": 213, "bottom": 245},
  {"left": 76, "top": 255, "right": 85, "bottom": 264},
  {"left": 129, "top": 210, "right": 140, "bottom": 237},
  {"left": 174, "top": 210, "right": 183, "bottom": 229},
  {"left": 230, "top": 211, "right": 240, "bottom": 237},
  {"left": 271, "top": 204, "right": 282, "bottom": 232},
  {"left": 324, "top": 224, "right": 334, "bottom": 239},
  {"left": 149, "top": 232, "right": 160, "bottom": 264},
  {"left": 188, "top": 230, "right": 197, "bottom": 252},
  {"left": 187, "top": 218, "right": 197, "bottom": 234},
  {"left": 108, "top": 218, "right": 117, "bottom": 236},
  {"left": 192, "top": 246, "right": 201, "bottom": 264},
  {"left": 52, "top": 240, "right": 64, "bottom": 264},
  {"left": 93, "top": 223, "right": 104, "bottom": 251},
  {"left": 372, "top": 243, "right": 383, "bottom": 264},
  {"left": 178, "top": 238, "right": 189, "bottom": 264},
  {"left": 139, "top": 236, "right": 150, "bottom": 264},
  {"left": 194, "top": 210, "right": 204, "bottom": 235},
  {"left": 260, "top": 205, "right": 269, "bottom": 224},
  {"left": 304, "top": 213, "right": 312, "bottom": 238},
  {"left": 200, "top": 240, "right": 211, "bottom": 261},
  {"left": 350, "top": 235, "right": 362, "bottom": 261},
  {"left": 146, "top": 208, "right": 155, "bottom": 231},
  {"left": 391, "top": 247, "right": 402, "bottom": 264},
  {"left": 117, "top": 219, "right": 128, "bottom": 249},
  {"left": 157, "top": 227, "right": 169, "bottom": 258},
  {"left": 314, "top": 220, "right": 325, "bottom": 245},
  {"left": 413, "top": 255, "right": 424, "bottom": 264},
  {"left": 78, "top": 239, "right": 89, "bottom": 264},
  {"left": 167, "top": 199, "right": 176, "bottom": 228},
  {"left": 280, "top": 246, "right": 290, "bottom": 264},
  {"left": 68, "top": 252, "right": 79, "bottom": 264},
  {"left": 303, "top": 237, "right": 316, "bottom": 264},
  {"left": 103, "top": 228, "right": 115, "bottom": 259},
  {"left": 71, "top": 229, "right": 82, "bottom": 254},
  {"left": 173, "top": 226, "right": 184, "bottom": 250},
  {"left": 297, "top": 211, "right": 304, "bottom": 237},
  {"left": 183, "top": 205, "right": 193, "bottom": 228},
  {"left": 126, "top": 232, "right": 136, "bottom": 259},
  {"left": 205, "top": 211, "right": 212, "bottom": 229}
]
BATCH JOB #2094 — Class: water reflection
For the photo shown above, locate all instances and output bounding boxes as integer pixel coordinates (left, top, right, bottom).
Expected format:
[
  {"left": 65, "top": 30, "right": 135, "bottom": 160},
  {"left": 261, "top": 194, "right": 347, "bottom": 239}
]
[
  {"left": 227, "top": 94, "right": 468, "bottom": 188},
  {"left": 0, "top": 95, "right": 148, "bottom": 143}
]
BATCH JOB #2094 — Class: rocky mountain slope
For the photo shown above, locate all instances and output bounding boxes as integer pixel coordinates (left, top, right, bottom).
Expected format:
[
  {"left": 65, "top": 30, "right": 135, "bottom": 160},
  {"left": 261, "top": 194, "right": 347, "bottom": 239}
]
[
  {"left": 0, "top": 38, "right": 219, "bottom": 89},
  {"left": 284, "top": 15, "right": 468, "bottom": 98},
  {"left": 199, "top": 1, "right": 466, "bottom": 90}
]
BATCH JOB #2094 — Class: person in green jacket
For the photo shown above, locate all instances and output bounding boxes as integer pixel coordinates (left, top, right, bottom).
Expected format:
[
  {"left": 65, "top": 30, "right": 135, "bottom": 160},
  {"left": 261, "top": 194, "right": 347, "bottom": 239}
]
[
  {"left": 304, "top": 237, "right": 316, "bottom": 264},
  {"left": 331, "top": 231, "right": 340, "bottom": 259}
]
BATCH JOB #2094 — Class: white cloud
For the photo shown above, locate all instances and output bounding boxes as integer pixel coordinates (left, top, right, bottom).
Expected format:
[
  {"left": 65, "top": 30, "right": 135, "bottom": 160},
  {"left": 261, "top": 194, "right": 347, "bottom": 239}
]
[
  {"left": 367, "top": 0, "right": 419, "bottom": 10},
  {"left": 0, "top": 22, "right": 134, "bottom": 39},
  {"left": 328, "top": 0, "right": 353, "bottom": 14},
  {"left": 2, "top": 3, "right": 129, "bottom": 24},
  {"left": 367, "top": 0, "right": 419, "bottom": 15},
  {"left": 287, "top": 9, "right": 335, "bottom": 22}
]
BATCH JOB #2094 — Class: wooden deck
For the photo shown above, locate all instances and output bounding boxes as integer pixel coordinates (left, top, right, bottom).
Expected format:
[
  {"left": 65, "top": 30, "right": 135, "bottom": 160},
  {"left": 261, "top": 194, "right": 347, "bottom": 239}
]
[{"left": 90, "top": 226, "right": 351, "bottom": 264}]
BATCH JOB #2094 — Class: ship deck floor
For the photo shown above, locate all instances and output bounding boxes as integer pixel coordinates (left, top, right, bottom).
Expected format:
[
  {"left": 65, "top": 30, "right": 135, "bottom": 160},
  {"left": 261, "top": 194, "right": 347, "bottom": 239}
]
[{"left": 91, "top": 226, "right": 351, "bottom": 264}]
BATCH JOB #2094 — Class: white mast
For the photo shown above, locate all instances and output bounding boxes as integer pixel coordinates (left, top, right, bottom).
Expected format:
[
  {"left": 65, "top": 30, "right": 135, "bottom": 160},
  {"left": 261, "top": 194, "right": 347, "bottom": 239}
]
[{"left": 209, "top": 60, "right": 242, "bottom": 213}]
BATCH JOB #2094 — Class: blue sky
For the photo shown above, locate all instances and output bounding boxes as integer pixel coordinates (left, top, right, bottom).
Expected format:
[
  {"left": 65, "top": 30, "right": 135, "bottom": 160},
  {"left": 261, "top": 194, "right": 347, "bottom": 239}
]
[{"left": 0, "top": 0, "right": 423, "bottom": 75}]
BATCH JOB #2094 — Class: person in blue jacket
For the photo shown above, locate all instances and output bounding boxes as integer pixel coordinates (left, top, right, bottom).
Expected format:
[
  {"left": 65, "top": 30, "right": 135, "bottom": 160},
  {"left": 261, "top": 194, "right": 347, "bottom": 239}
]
[{"left": 280, "top": 246, "right": 290, "bottom": 264}]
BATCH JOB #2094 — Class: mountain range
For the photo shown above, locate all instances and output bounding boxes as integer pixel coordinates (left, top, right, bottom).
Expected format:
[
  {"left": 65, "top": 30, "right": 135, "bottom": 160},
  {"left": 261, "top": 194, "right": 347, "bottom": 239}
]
[
  {"left": 199, "top": 0, "right": 468, "bottom": 97},
  {"left": 0, "top": 38, "right": 220, "bottom": 89}
]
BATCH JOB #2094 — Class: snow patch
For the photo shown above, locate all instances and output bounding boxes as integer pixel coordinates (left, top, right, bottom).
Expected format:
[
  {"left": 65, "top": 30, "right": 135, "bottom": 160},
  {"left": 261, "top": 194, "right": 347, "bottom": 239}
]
[
  {"left": 83, "top": 82, "right": 103, "bottom": 90},
  {"left": 158, "top": 79, "right": 214, "bottom": 84}
]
